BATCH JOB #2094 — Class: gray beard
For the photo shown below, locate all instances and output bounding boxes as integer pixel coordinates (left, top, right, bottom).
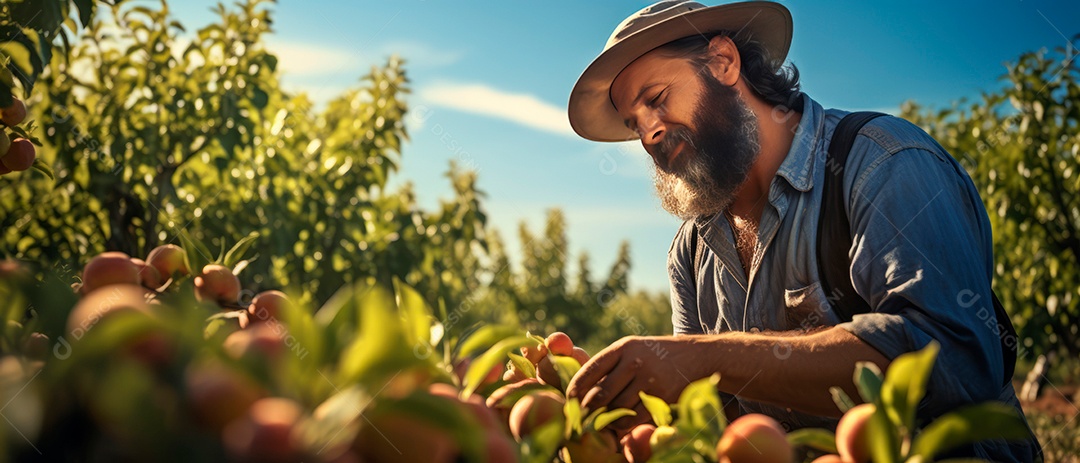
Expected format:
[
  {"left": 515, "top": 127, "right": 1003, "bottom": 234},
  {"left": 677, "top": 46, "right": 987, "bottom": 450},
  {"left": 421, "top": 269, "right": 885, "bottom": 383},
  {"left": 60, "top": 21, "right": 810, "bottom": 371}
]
[{"left": 653, "top": 96, "right": 761, "bottom": 221}]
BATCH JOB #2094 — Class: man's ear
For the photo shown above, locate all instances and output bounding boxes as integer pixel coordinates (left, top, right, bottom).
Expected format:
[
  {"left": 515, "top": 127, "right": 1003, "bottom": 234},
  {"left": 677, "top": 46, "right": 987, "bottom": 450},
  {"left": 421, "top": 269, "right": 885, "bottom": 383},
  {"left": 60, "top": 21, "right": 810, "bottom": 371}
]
[{"left": 706, "top": 35, "right": 740, "bottom": 86}]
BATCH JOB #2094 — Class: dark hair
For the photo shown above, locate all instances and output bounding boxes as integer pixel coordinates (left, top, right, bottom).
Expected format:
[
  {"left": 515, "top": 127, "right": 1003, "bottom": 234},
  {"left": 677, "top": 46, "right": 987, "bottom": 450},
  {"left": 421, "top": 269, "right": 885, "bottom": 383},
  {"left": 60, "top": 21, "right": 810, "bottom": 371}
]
[{"left": 657, "top": 31, "right": 803, "bottom": 112}]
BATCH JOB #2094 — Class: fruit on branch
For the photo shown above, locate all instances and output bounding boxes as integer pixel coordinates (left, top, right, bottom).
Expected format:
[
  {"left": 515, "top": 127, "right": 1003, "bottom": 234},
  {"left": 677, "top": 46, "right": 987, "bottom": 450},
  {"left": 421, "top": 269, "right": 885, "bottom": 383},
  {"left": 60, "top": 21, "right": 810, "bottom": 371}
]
[
  {"left": 185, "top": 360, "right": 263, "bottom": 432},
  {"left": 66, "top": 284, "right": 152, "bottom": 335},
  {"left": 621, "top": 423, "right": 656, "bottom": 463},
  {"left": 146, "top": 244, "right": 189, "bottom": 278},
  {"left": 1, "top": 98, "right": 26, "bottom": 126},
  {"left": 563, "top": 429, "right": 621, "bottom": 463},
  {"left": 80, "top": 252, "right": 141, "bottom": 294},
  {"left": 0, "top": 138, "right": 34, "bottom": 172},
  {"left": 521, "top": 343, "right": 548, "bottom": 364},
  {"left": 356, "top": 410, "right": 459, "bottom": 463},
  {"left": 130, "top": 258, "right": 164, "bottom": 290},
  {"left": 195, "top": 264, "right": 241, "bottom": 305},
  {"left": 536, "top": 355, "right": 562, "bottom": 388},
  {"left": 571, "top": 346, "right": 591, "bottom": 366},
  {"left": 508, "top": 390, "right": 565, "bottom": 441},
  {"left": 716, "top": 414, "right": 793, "bottom": 463},
  {"left": 810, "top": 455, "right": 844, "bottom": 463},
  {"left": 835, "top": 403, "right": 875, "bottom": 463},
  {"left": 248, "top": 290, "right": 288, "bottom": 324},
  {"left": 223, "top": 323, "right": 286, "bottom": 363},
  {"left": 545, "top": 331, "right": 575, "bottom": 356},
  {"left": 222, "top": 397, "right": 305, "bottom": 463}
]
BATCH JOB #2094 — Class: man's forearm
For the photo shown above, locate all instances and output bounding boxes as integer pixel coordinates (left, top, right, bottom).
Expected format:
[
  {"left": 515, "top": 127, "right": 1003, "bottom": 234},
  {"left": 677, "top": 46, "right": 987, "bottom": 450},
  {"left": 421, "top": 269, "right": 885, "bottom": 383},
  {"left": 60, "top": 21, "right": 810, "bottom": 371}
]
[{"left": 685, "top": 327, "right": 890, "bottom": 417}]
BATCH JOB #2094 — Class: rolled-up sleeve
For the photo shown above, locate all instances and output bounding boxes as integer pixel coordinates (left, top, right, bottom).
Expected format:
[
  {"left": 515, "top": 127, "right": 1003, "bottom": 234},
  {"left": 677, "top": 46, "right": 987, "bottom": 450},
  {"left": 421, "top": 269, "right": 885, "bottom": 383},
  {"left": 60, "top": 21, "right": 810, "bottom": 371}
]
[
  {"left": 836, "top": 143, "right": 1005, "bottom": 418},
  {"left": 669, "top": 222, "right": 703, "bottom": 335}
]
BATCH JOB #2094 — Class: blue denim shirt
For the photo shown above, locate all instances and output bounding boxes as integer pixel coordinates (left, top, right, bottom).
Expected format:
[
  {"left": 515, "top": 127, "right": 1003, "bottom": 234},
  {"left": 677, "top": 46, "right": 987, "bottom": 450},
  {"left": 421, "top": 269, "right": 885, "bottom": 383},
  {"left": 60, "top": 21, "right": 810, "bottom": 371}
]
[{"left": 667, "top": 94, "right": 1040, "bottom": 461}]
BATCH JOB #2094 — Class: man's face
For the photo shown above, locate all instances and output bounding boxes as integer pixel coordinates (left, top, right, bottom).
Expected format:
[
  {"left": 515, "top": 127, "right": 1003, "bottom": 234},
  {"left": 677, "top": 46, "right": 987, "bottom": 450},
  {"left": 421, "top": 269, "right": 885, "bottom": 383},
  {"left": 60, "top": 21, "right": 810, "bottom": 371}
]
[{"left": 610, "top": 51, "right": 761, "bottom": 220}]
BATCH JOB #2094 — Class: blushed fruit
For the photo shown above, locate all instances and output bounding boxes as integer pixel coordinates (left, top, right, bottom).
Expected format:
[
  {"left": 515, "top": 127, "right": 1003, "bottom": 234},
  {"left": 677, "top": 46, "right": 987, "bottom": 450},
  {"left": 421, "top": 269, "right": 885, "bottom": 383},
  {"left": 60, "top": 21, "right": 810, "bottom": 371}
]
[
  {"left": 571, "top": 346, "right": 591, "bottom": 366},
  {"left": 563, "top": 430, "right": 620, "bottom": 463},
  {"left": 0, "top": 138, "right": 33, "bottom": 172},
  {"left": 545, "top": 331, "right": 575, "bottom": 356},
  {"left": 521, "top": 343, "right": 548, "bottom": 364},
  {"left": 502, "top": 364, "right": 528, "bottom": 383},
  {"left": 185, "top": 360, "right": 263, "bottom": 431},
  {"left": 836, "top": 404, "right": 875, "bottom": 463},
  {"left": 622, "top": 424, "right": 656, "bottom": 462},
  {"left": 194, "top": 264, "right": 241, "bottom": 305},
  {"left": 535, "top": 355, "right": 562, "bottom": 388},
  {"left": 66, "top": 284, "right": 151, "bottom": 336},
  {"left": 1, "top": 98, "right": 26, "bottom": 126},
  {"left": 81, "top": 252, "right": 141, "bottom": 294},
  {"left": 356, "top": 411, "right": 459, "bottom": 463},
  {"left": 486, "top": 431, "right": 519, "bottom": 463},
  {"left": 223, "top": 323, "right": 285, "bottom": 363},
  {"left": 130, "top": 257, "right": 164, "bottom": 290},
  {"left": 811, "top": 455, "right": 845, "bottom": 463},
  {"left": 0, "top": 163, "right": 9, "bottom": 175},
  {"left": 716, "top": 414, "right": 793, "bottom": 463},
  {"left": 146, "top": 244, "right": 189, "bottom": 278},
  {"left": 248, "top": 290, "right": 288, "bottom": 324},
  {"left": 486, "top": 378, "right": 541, "bottom": 426},
  {"left": 222, "top": 397, "right": 304, "bottom": 463},
  {"left": 508, "top": 390, "right": 565, "bottom": 441}
]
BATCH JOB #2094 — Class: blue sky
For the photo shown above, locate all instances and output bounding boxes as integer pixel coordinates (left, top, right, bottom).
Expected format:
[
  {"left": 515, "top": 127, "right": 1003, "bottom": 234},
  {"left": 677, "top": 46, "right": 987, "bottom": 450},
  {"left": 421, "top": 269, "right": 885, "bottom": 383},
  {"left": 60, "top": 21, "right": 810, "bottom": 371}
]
[{"left": 167, "top": 1, "right": 1079, "bottom": 293}]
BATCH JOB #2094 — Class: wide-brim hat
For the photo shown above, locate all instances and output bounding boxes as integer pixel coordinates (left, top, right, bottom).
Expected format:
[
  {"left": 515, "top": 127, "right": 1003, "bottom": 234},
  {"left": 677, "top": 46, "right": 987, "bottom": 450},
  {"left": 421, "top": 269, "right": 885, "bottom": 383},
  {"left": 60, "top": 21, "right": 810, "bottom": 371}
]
[{"left": 568, "top": 1, "right": 792, "bottom": 142}]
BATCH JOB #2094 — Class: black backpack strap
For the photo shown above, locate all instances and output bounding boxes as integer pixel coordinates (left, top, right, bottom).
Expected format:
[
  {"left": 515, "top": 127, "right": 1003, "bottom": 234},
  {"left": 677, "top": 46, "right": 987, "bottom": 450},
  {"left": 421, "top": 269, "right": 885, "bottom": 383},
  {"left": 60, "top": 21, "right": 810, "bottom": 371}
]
[
  {"left": 817, "top": 111, "right": 885, "bottom": 322},
  {"left": 818, "top": 111, "right": 1017, "bottom": 386}
]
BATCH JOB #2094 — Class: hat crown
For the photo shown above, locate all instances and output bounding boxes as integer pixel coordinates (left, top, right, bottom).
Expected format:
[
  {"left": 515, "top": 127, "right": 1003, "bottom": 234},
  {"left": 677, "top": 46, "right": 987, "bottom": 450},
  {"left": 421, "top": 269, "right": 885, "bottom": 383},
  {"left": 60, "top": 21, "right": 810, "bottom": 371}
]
[{"left": 606, "top": 1, "right": 708, "bottom": 49}]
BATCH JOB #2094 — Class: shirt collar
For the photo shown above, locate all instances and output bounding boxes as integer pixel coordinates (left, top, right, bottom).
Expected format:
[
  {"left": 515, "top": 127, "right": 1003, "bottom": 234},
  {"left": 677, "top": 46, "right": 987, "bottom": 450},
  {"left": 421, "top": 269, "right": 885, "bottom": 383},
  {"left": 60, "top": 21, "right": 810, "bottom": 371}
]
[{"left": 773, "top": 94, "right": 824, "bottom": 193}]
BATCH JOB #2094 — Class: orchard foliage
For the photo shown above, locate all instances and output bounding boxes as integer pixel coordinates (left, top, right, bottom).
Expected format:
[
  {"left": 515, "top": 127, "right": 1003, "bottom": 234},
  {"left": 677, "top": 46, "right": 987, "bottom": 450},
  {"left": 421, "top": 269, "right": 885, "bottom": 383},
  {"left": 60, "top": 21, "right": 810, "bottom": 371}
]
[{"left": 902, "top": 36, "right": 1080, "bottom": 358}]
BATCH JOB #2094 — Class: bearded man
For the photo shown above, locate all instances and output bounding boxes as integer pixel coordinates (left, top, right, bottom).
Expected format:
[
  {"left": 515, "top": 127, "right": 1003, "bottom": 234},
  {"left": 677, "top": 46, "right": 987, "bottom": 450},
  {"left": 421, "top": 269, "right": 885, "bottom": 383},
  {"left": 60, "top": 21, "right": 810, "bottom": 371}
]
[{"left": 564, "top": 2, "right": 1042, "bottom": 461}]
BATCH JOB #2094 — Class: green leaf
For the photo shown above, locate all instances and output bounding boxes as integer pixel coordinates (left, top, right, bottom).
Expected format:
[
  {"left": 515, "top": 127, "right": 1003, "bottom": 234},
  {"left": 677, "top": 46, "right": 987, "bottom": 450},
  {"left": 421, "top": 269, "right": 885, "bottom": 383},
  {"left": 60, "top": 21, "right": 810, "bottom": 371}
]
[
  {"left": 676, "top": 373, "right": 723, "bottom": 430},
  {"left": 455, "top": 325, "right": 523, "bottom": 359},
  {"left": 786, "top": 428, "right": 838, "bottom": 454},
  {"left": 520, "top": 414, "right": 564, "bottom": 463},
  {"left": 31, "top": 158, "right": 54, "bottom": 180},
  {"left": 176, "top": 228, "right": 211, "bottom": 274},
  {"left": 910, "top": 402, "right": 1031, "bottom": 460},
  {"left": 830, "top": 386, "right": 856, "bottom": 413},
  {"left": 550, "top": 355, "right": 581, "bottom": 390},
  {"left": 854, "top": 361, "right": 883, "bottom": 405},
  {"left": 222, "top": 231, "right": 259, "bottom": 268},
  {"left": 338, "top": 282, "right": 421, "bottom": 385},
  {"left": 462, "top": 335, "right": 533, "bottom": 397},
  {"left": 564, "top": 397, "right": 583, "bottom": 439},
  {"left": 592, "top": 408, "right": 637, "bottom": 432},
  {"left": 867, "top": 401, "right": 902, "bottom": 463},
  {"left": 507, "top": 352, "right": 536, "bottom": 379},
  {"left": 639, "top": 391, "right": 671, "bottom": 427},
  {"left": 880, "top": 342, "right": 939, "bottom": 432},
  {"left": 393, "top": 278, "right": 433, "bottom": 348}
]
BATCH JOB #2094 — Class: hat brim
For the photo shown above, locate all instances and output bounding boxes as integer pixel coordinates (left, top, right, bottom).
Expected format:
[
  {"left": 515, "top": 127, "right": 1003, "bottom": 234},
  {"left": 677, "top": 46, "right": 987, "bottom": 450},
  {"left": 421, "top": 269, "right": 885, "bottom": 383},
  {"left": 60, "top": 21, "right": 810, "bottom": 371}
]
[{"left": 568, "top": 2, "right": 792, "bottom": 142}]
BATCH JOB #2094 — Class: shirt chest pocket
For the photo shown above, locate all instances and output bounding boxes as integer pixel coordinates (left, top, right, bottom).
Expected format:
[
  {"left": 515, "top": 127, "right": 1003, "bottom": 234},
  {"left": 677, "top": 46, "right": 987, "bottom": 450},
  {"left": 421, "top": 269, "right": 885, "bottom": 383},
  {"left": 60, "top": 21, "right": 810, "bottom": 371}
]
[{"left": 783, "top": 281, "right": 840, "bottom": 331}]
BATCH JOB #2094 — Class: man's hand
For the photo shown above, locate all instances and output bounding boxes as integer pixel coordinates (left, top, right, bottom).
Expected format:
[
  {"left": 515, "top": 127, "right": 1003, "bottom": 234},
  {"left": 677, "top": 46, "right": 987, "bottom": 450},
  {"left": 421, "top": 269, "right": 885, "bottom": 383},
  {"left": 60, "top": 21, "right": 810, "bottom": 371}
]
[{"left": 566, "top": 336, "right": 704, "bottom": 433}]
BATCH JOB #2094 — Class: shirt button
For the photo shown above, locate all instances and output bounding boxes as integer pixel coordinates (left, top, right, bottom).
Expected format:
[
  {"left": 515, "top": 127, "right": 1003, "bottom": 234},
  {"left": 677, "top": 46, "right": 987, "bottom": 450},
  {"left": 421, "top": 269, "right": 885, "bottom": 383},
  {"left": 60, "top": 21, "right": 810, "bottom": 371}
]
[
  {"left": 781, "top": 421, "right": 792, "bottom": 432},
  {"left": 749, "top": 326, "right": 760, "bottom": 333}
]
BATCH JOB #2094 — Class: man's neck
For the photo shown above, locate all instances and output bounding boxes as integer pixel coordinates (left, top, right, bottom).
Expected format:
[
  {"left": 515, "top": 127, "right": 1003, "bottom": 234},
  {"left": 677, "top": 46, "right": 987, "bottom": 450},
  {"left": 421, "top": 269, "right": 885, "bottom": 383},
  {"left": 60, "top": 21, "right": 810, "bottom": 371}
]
[{"left": 728, "top": 101, "right": 802, "bottom": 220}]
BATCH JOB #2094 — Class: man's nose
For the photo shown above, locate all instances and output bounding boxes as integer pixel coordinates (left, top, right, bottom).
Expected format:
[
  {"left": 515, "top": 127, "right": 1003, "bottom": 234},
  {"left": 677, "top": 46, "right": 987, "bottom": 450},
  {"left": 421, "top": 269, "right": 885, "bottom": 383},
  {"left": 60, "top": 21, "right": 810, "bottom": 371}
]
[{"left": 638, "top": 113, "right": 665, "bottom": 145}]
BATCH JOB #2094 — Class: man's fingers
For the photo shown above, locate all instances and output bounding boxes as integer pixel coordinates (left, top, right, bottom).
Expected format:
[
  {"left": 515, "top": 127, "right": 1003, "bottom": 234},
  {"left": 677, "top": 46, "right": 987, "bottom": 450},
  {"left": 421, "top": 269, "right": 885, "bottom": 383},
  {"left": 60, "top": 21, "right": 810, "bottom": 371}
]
[
  {"left": 566, "top": 345, "right": 623, "bottom": 398},
  {"left": 579, "top": 357, "right": 640, "bottom": 411}
]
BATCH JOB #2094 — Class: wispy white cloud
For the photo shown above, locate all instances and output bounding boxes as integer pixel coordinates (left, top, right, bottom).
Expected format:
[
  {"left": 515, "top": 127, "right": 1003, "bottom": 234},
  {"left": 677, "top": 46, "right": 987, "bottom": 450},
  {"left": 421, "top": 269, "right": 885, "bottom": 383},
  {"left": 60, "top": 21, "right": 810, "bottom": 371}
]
[
  {"left": 419, "top": 82, "right": 575, "bottom": 137},
  {"left": 264, "top": 39, "right": 364, "bottom": 77},
  {"left": 381, "top": 40, "right": 463, "bottom": 68}
]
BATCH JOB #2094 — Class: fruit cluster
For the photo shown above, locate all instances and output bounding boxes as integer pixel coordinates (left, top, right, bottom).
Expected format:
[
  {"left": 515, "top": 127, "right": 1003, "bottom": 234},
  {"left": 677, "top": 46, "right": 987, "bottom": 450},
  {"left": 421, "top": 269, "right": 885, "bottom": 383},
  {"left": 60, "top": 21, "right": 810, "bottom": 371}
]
[{"left": 0, "top": 97, "right": 37, "bottom": 175}]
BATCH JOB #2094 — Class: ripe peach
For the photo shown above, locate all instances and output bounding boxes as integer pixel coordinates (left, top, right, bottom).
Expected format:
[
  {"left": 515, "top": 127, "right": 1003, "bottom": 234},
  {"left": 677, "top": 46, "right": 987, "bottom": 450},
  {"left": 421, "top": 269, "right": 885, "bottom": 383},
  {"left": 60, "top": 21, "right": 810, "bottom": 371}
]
[
  {"left": 836, "top": 403, "right": 875, "bottom": 463},
  {"left": 223, "top": 323, "right": 285, "bottom": 363},
  {"left": 811, "top": 455, "right": 845, "bottom": 463},
  {"left": 356, "top": 411, "right": 459, "bottom": 463},
  {"left": 0, "top": 138, "right": 33, "bottom": 172},
  {"left": 1, "top": 98, "right": 26, "bottom": 126},
  {"left": 0, "top": 163, "right": 9, "bottom": 175},
  {"left": 222, "top": 397, "right": 304, "bottom": 463},
  {"left": 486, "top": 378, "right": 541, "bottom": 426},
  {"left": 571, "top": 346, "right": 591, "bottom": 366},
  {"left": 185, "top": 360, "right": 263, "bottom": 431},
  {"left": 146, "top": 244, "right": 189, "bottom": 278},
  {"left": 81, "top": 252, "right": 141, "bottom": 294},
  {"left": 502, "top": 364, "right": 528, "bottom": 383},
  {"left": 716, "top": 414, "right": 793, "bottom": 463},
  {"left": 508, "top": 390, "right": 565, "bottom": 441},
  {"left": 536, "top": 355, "right": 562, "bottom": 388},
  {"left": 248, "top": 290, "right": 288, "bottom": 324},
  {"left": 545, "top": 331, "right": 574, "bottom": 356},
  {"left": 485, "top": 431, "right": 519, "bottom": 463},
  {"left": 123, "top": 329, "right": 174, "bottom": 369},
  {"left": 194, "top": 264, "right": 241, "bottom": 305},
  {"left": 621, "top": 423, "right": 656, "bottom": 462},
  {"left": 563, "top": 430, "right": 620, "bottom": 463},
  {"left": 66, "top": 284, "right": 151, "bottom": 336},
  {"left": 130, "top": 257, "right": 164, "bottom": 290},
  {"left": 521, "top": 343, "right": 548, "bottom": 364}
]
